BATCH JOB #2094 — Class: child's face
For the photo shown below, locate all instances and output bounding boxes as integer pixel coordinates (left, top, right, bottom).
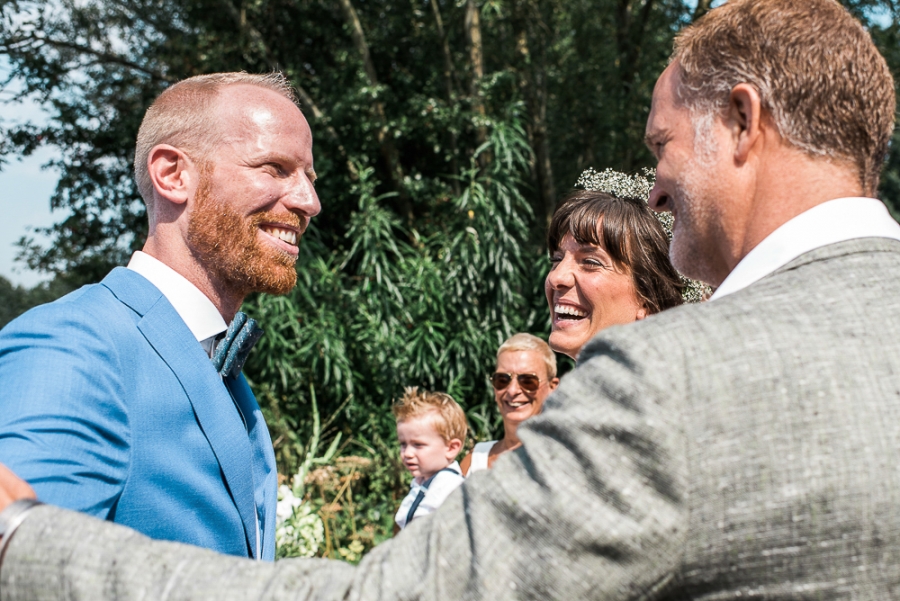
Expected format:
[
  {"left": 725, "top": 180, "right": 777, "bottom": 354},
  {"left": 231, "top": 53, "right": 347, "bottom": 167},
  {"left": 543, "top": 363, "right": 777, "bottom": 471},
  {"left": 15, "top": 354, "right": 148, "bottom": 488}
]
[{"left": 396, "top": 414, "right": 460, "bottom": 482}]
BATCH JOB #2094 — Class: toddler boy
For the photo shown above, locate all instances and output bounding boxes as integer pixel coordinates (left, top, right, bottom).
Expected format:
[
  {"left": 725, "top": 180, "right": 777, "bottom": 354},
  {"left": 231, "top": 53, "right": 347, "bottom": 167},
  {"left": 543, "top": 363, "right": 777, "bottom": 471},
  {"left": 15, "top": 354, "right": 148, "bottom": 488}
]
[{"left": 392, "top": 387, "right": 467, "bottom": 529}]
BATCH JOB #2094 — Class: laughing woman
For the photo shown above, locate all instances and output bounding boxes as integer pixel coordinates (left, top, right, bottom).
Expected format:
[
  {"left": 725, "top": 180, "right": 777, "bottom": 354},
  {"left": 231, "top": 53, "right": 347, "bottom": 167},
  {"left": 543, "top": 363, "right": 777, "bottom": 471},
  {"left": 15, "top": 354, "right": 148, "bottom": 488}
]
[
  {"left": 462, "top": 186, "right": 687, "bottom": 475},
  {"left": 545, "top": 189, "right": 685, "bottom": 359}
]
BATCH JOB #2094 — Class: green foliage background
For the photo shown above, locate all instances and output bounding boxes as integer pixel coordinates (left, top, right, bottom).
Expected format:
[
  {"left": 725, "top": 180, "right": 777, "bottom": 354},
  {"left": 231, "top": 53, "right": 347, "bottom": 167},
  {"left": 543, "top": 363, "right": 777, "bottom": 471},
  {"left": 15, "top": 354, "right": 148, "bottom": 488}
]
[{"left": 2, "top": 0, "right": 899, "bottom": 558}]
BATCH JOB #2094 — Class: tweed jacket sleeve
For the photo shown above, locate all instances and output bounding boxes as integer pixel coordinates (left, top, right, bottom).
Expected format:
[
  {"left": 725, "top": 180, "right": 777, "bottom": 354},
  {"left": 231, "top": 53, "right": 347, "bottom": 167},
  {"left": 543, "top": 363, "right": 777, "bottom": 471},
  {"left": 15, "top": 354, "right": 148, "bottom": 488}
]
[
  {"left": 0, "top": 321, "right": 691, "bottom": 601},
  {"left": 9, "top": 239, "right": 900, "bottom": 600}
]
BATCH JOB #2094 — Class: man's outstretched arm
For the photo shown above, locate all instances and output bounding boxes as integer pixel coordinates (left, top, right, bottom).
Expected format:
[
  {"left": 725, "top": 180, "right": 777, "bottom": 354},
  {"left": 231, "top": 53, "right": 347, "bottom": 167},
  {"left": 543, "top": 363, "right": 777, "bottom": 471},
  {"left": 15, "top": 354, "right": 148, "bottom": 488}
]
[
  {"left": 0, "top": 327, "right": 690, "bottom": 601},
  {"left": 0, "top": 464, "right": 35, "bottom": 510}
]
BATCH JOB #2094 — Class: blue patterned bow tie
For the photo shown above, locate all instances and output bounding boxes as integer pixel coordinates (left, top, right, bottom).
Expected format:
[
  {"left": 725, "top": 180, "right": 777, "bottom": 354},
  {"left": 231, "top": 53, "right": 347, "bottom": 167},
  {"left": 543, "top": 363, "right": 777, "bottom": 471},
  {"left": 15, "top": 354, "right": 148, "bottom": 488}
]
[{"left": 211, "top": 312, "right": 264, "bottom": 379}]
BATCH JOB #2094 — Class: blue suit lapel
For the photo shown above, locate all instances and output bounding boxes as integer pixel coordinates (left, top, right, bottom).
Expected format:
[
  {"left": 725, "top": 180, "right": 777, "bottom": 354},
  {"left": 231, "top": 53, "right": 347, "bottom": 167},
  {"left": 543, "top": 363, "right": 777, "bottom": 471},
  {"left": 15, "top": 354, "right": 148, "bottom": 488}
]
[
  {"left": 227, "top": 374, "right": 278, "bottom": 560},
  {"left": 101, "top": 268, "right": 260, "bottom": 558}
]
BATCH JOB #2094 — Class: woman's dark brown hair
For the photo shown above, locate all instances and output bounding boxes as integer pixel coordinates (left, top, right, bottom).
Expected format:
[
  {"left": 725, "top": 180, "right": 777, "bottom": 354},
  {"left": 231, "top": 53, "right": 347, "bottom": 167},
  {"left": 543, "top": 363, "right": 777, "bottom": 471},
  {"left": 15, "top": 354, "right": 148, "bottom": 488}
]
[{"left": 547, "top": 190, "right": 684, "bottom": 315}]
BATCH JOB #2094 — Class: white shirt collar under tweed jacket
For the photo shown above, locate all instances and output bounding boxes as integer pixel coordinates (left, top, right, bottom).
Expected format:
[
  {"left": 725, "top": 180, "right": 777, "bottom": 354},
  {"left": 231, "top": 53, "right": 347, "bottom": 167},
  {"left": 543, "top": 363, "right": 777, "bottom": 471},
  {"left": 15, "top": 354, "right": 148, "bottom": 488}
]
[{"left": 711, "top": 197, "right": 900, "bottom": 301}]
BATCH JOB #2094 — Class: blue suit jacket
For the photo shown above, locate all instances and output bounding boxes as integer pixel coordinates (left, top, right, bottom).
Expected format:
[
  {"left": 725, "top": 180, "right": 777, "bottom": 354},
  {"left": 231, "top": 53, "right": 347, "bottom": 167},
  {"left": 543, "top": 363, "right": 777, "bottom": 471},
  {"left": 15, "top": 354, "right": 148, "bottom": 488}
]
[{"left": 0, "top": 268, "right": 278, "bottom": 559}]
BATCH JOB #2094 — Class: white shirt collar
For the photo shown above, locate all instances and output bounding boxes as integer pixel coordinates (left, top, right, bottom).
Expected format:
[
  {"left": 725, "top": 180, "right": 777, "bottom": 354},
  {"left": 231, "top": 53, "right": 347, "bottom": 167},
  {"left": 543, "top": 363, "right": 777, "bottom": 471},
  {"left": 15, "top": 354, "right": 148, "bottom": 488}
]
[
  {"left": 411, "top": 461, "right": 462, "bottom": 488},
  {"left": 126, "top": 251, "right": 228, "bottom": 344},
  {"left": 710, "top": 197, "right": 900, "bottom": 301}
]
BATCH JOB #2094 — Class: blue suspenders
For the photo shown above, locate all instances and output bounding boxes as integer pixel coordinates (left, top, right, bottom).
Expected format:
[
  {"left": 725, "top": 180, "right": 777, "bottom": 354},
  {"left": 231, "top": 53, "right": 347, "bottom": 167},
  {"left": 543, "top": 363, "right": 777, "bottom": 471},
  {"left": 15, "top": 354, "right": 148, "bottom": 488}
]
[{"left": 404, "top": 466, "right": 460, "bottom": 526}]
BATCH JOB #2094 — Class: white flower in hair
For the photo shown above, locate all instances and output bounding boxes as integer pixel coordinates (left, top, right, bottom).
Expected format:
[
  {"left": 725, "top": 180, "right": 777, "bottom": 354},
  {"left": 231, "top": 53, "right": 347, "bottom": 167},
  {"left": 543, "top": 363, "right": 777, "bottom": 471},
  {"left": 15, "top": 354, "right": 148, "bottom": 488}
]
[
  {"left": 576, "top": 167, "right": 711, "bottom": 303},
  {"left": 576, "top": 167, "right": 654, "bottom": 202}
]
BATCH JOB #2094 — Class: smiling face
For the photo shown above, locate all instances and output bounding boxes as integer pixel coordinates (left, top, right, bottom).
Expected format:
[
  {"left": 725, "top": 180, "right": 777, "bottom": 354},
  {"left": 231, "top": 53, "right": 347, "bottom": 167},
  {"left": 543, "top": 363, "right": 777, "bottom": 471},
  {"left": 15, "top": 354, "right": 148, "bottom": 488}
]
[
  {"left": 545, "top": 233, "right": 646, "bottom": 359},
  {"left": 186, "top": 84, "right": 320, "bottom": 298},
  {"left": 493, "top": 350, "right": 558, "bottom": 425},
  {"left": 645, "top": 64, "right": 733, "bottom": 286},
  {"left": 396, "top": 413, "right": 460, "bottom": 482}
]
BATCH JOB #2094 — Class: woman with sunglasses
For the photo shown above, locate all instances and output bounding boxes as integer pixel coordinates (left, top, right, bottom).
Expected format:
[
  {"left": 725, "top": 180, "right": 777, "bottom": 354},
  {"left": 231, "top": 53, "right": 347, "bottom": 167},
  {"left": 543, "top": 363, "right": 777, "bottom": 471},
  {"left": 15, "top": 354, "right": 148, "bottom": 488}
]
[
  {"left": 546, "top": 188, "right": 685, "bottom": 360},
  {"left": 459, "top": 333, "right": 558, "bottom": 476}
]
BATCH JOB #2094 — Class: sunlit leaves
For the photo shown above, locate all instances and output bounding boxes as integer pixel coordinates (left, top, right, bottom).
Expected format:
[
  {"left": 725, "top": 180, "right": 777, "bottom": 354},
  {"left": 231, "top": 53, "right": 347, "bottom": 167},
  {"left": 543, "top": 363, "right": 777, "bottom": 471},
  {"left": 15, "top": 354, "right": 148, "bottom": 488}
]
[{"left": 244, "top": 118, "right": 541, "bottom": 477}]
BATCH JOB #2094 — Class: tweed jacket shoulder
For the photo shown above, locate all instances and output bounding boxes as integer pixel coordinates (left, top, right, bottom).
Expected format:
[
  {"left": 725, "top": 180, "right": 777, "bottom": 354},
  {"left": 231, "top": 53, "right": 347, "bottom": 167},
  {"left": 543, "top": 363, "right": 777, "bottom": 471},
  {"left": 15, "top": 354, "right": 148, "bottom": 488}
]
[{"left": 4, "top": 238, "right": 900, "bottom": 600}]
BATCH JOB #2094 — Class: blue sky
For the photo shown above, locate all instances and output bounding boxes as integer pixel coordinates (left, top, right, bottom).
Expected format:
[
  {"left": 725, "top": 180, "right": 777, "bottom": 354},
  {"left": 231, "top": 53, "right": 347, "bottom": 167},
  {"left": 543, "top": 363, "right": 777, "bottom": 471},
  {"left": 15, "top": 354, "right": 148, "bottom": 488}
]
[
  {"left": 0, "top": 149, "right": 58, "bottom": 287},
  {"left": 0, "top": 62, "right": 58, "bottom": 287}
]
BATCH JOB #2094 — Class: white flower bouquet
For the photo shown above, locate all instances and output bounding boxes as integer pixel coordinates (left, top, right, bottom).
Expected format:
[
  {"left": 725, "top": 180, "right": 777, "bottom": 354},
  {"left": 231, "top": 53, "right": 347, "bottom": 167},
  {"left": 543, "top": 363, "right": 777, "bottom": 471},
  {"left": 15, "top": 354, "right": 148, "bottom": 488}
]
[{"left": 275, "top": 482, "right": 325, "bottom": 559}]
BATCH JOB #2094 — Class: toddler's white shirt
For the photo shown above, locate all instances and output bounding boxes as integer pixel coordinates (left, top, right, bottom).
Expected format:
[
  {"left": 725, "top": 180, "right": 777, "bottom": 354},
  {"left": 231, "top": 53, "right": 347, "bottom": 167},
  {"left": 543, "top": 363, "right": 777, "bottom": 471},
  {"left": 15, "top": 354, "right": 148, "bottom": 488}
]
[{"left": 394, "top": 461, "right": 464, "bottom": 529}]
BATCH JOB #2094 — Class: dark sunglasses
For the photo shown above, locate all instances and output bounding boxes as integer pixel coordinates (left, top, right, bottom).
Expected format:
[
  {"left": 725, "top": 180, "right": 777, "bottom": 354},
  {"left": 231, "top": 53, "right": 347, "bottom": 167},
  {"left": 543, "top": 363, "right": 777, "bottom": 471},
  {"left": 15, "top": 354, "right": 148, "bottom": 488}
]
[{"left": 490, "top": 372, "right": 543, "bottom": 393}]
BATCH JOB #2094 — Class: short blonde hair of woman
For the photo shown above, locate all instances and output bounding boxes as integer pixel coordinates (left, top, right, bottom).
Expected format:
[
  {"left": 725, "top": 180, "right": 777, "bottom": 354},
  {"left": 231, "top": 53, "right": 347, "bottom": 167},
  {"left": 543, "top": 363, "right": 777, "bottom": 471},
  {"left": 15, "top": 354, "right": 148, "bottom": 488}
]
[
  {"left": 392, "top": 387, "right": 468, "bottom": 443},
  {"left": 134, "top": 71, "right": 297, "bottom": 210},
  {"left": 496, "top": 333, "right": 557, "bottom": 380}
]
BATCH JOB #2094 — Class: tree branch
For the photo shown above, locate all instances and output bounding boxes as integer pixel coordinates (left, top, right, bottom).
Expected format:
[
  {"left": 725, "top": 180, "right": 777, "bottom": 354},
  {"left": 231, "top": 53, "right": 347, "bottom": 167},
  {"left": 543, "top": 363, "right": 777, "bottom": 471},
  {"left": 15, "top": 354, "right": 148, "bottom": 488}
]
[
  {"left": 105, "top": 0, "right": 183, "bottom": 40},
  {"left": 692, "top": 0, "right": 713, "bottom": 22},
  {"left": 336, "top": 0, "right": 380, "bottom": 87},
  {"left": 8, "top": 34, "right": 172, "bottom": 82}
]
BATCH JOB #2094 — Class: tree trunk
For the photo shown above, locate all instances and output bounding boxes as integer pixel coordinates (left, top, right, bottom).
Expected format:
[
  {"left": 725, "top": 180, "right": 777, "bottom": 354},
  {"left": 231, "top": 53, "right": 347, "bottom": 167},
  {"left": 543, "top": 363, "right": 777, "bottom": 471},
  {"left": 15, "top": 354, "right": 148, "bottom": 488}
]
[
  {"left": 429, "top": 0, "right": 461, "bottom": 195},
  {"left": 216, "top": 0, "right": 357, "bottom": 177},
  {"left": 693, "top": 0, "right": 713, "bottom": 22},
  {"left": 336, "top": 0, "right": 409, "bottom": 208},
  {"left": 613, "top": 0, "right": 657, "bottom": 169},
  {"left": 615, "top": 0, "right": 657, "bottom": 90},
  {"left": 430, "top": 0, "right": 458, "bottom": 96},
  {"left": 512, "top": 1, "right": 556, "bottom": 225},
  {"left": 464, "top": 0, "right": 490, "bottom": 167}
]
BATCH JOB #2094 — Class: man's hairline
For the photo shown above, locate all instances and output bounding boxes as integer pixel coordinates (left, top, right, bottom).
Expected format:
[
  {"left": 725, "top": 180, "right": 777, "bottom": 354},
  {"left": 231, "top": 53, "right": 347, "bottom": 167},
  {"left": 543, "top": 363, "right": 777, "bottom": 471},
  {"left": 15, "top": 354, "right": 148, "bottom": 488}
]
[
  {"left": 666, "top": 59, "right": 868, "bottom": 189},
  {"left": 644, "top": 88, "right": 721, "bottom": 163},
  {"left": 144, "top": 81, "right": 307, "bottom": 212}
]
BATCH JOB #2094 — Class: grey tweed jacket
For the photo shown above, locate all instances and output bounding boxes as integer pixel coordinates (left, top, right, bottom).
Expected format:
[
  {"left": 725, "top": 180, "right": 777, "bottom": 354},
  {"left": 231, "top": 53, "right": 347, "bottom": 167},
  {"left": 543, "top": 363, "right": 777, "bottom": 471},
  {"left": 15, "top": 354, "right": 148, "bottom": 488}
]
[{"left": 3, "top": 238, "right": 900, "bottom": 600}]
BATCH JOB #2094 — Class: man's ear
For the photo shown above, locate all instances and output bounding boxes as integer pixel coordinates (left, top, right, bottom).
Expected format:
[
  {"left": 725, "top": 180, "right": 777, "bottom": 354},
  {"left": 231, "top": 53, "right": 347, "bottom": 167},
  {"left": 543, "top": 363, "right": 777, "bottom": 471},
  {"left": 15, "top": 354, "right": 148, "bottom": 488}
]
[
  {"left": 548, "top": 376, "right": 560, "bottom": 391},
  {"left": 728, "top": 83, "right": 764, "bottom": 164},
  {"left": 147, "top": 144, "right": 199, "bottom": 206}
]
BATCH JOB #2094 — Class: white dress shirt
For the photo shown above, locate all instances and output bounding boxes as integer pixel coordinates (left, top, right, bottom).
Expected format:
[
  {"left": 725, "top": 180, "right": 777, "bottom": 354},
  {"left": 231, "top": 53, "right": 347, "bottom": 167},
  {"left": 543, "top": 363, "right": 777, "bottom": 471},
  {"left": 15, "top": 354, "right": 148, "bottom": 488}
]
[
  {"left": 394, "top": 461, "right": 465, "bottom": 529},
  {"left": 711, "top": 197, "right": 900, "bottom": 301},
  {"left": 127, "top": 251, "right": 227, "bottom": 355}
]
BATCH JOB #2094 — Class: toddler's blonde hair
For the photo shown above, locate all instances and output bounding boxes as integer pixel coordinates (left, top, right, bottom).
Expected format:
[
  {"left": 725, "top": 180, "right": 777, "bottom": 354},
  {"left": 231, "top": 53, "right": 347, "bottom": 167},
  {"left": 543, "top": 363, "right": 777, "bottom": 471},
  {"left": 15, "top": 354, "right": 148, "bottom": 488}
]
[{"left": 392, "top": 387, "right": 467, "bottom": 443}]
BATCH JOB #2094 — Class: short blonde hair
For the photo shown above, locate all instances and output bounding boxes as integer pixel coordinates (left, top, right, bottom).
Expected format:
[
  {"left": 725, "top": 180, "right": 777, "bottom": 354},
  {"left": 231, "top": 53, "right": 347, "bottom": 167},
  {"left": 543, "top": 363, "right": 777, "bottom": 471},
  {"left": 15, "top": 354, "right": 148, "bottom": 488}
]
[
  {"left": 496, "top": 333, "right": 557, "bottom": 379},
  {"left": 392, "top": 387, "right": 468, "bottom": 443},
  {"left": 134, "top": 71, "right": 297, "bottom": 209}
]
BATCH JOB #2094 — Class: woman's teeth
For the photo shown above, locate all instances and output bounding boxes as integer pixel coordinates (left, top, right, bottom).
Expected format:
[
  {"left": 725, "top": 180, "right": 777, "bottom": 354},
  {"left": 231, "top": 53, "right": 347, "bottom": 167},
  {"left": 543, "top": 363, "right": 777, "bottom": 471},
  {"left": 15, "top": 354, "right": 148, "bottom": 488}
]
[
  {"left": 262, "top": 226, "right": 298, "bottom": 245},
  {"left": 555, "top": 304, "right": 588, "bottom": 318}
]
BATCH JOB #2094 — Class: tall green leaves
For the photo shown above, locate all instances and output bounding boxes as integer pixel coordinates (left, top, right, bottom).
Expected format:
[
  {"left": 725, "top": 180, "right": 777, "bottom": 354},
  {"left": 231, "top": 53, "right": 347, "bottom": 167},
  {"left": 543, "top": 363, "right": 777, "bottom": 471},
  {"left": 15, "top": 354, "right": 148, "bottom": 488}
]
[{"left": 244, "top": 115, "right": 541, "bottom": 475}]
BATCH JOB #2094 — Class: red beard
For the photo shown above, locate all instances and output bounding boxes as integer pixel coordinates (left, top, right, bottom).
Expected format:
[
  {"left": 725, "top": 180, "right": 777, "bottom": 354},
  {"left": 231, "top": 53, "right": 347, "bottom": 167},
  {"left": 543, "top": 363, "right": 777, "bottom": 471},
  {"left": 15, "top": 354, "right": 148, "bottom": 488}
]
[{"left": 187, "top": 173, "right": 300, "bottom": 298}]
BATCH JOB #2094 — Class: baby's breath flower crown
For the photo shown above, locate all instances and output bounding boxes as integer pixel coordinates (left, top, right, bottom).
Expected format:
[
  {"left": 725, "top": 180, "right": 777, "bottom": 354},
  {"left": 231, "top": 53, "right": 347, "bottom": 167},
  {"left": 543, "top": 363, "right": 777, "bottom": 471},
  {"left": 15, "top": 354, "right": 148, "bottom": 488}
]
[{"left": 575, "top": 168, "right": 711, "bottom": 303}]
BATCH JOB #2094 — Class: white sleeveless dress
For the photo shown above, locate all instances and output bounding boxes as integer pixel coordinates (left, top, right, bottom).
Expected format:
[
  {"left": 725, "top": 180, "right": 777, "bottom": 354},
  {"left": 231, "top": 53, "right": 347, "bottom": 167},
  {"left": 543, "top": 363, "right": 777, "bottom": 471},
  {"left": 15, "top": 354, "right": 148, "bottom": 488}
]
[{"left": 466, "top": 440, "right": 497, "bottom": 476}]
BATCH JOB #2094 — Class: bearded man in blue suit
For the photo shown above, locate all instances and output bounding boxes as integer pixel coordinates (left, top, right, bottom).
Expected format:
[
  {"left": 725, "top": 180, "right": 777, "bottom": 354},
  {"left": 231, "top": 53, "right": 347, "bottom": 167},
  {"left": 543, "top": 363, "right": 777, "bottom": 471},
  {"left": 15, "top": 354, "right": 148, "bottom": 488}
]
[{"left": 0, "top": 72, "right": 320, "bottom": 560}]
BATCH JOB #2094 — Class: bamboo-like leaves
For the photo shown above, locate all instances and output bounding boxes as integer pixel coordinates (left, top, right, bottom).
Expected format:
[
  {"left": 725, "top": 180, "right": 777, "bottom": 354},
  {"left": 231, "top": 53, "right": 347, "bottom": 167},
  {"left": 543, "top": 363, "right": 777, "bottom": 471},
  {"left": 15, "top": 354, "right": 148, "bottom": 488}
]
[{"left": 244, "top": 116, "right": 542, "bottom": 478}]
